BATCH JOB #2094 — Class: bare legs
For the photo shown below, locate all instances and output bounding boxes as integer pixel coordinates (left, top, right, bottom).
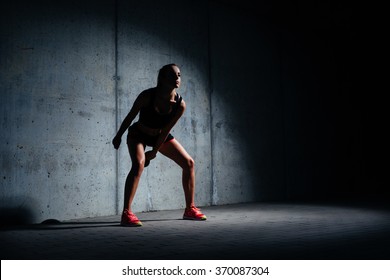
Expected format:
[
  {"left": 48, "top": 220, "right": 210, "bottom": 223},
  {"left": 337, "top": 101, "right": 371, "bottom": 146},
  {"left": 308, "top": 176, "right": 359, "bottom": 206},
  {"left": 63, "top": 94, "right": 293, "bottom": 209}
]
[
  {"left": 158, "top": 139, "right": 196, "bottom": 209},
  {"left": 123, "top": 141, "right": 146, "bottom": 212},
  {"left": 123, "top": 139, "right": 195, "bottom": 212}
]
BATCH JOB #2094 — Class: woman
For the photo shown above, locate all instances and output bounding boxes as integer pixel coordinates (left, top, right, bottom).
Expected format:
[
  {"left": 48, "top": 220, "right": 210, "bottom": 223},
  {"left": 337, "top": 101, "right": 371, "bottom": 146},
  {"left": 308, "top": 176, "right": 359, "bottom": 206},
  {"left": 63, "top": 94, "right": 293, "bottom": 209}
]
[{"left": 112, "top": 63, "right": 207, "bottom": 226}]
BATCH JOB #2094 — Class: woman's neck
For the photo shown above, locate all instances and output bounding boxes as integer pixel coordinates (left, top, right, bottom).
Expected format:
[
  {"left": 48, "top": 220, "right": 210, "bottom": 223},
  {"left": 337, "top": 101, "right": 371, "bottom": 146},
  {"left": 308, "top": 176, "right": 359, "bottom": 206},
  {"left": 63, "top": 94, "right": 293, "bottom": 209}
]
[{"left": 156, "top": 86, "right": 176, "bottom": 100}]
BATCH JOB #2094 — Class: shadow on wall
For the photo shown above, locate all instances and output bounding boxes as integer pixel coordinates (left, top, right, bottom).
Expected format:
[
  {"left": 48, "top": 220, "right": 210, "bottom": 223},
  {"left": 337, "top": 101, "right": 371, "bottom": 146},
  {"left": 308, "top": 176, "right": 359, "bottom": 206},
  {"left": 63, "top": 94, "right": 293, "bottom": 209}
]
[
  {"left": 1, "top": 206, "right": 35, "bottom": 226},
  {"left": 0, "top": 196, "right": 42, "bottom": 226}
]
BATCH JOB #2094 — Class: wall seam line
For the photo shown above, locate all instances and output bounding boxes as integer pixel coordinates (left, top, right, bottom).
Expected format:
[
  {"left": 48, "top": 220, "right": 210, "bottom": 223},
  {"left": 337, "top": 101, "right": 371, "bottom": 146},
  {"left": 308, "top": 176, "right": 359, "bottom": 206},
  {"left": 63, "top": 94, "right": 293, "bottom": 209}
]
[
  {"left": 114, "top": 0, "right": 119, "bottom": 215},
  {"left": 207, "top": 2, "right": 216, "bottom": 206}
]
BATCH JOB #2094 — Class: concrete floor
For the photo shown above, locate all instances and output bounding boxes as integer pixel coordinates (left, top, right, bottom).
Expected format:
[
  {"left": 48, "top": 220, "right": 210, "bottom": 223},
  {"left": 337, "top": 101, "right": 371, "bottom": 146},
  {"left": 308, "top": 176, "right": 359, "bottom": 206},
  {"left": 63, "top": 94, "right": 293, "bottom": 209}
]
[{"left": 1, "top": 201, "right": 390, "bottom": 260}]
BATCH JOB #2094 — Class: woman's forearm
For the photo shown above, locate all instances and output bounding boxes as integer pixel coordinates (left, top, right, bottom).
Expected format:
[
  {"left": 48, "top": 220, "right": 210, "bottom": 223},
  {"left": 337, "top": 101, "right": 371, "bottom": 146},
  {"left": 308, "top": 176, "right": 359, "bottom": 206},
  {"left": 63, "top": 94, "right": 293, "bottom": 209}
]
[
  {"left": 152, "top": 130, "right": 170, "bottom": 153},
  {"left": 116, "top": 116, "right": 132, "bottom": 138}
]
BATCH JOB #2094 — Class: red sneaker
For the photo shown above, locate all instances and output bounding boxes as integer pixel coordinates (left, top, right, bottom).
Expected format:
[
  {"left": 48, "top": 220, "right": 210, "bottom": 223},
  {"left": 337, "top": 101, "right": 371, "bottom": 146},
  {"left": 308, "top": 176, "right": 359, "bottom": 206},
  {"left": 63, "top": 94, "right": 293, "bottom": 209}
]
[
  {"left": 183, "top": 206, "right": 207, "bottom": 221},
  {"left": 121, "top": 209, "right": 142, "bottom": 227}
]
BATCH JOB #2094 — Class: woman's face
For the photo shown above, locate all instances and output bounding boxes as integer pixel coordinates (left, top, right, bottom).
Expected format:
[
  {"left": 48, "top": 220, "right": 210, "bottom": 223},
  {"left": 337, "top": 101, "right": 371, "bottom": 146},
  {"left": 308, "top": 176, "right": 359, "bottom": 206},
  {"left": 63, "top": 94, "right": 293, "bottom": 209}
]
[{"left": 163, "top": 65, "right": 181, "bottom": 89}]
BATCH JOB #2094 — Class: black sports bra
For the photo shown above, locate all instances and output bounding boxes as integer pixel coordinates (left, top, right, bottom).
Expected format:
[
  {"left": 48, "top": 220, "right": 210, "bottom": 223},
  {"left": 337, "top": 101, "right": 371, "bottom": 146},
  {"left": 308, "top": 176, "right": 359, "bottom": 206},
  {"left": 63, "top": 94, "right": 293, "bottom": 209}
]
[{"left": 138, "top": 88, "right": 182, "bottom": 129}]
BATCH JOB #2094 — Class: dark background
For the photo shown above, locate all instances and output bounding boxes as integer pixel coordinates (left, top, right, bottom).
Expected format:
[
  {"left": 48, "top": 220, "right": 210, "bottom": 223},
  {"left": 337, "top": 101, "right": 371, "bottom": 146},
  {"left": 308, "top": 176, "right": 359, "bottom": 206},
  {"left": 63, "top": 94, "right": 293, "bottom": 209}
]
[{"left": 217, "top": 0, "right": 387, "bottom": 202}]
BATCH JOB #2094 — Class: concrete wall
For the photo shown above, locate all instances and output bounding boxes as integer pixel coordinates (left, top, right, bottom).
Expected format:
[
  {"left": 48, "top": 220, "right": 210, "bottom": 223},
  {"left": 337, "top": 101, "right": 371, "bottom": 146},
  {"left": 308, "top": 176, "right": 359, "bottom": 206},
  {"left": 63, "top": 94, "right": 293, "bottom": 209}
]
[
  {"left": 1, "top": 0, "right": 384, "bottom": 224},
  {"left": 1, "top": 0, "right": 117, "bottom": 224},
  {"left": 1, "top": 0, "right": 213, "bottom": 223},
  {"left": 116, "top": 1, "right": 212, "bottom": 212},
  {"left": 205, "top": 1, "right": 386, "bottom": 203},
  {"left": 209, "top": 2, "right": 285, "bottom": 204}
]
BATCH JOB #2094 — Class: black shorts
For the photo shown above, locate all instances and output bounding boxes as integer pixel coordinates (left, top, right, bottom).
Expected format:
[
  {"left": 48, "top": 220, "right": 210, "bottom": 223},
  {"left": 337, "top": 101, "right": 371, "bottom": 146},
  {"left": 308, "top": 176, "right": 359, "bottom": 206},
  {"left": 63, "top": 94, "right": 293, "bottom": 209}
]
[{"left": 127, "top": 124, "right": 174, "bottom": 147}]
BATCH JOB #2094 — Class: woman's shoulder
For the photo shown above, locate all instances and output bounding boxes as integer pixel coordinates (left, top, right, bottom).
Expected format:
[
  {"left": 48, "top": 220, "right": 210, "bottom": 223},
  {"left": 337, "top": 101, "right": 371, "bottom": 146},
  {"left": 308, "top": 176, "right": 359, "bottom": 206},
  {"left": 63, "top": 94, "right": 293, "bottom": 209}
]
[
  {"left": 138, "top": 87, "right": 156, "bottom": 102},
  {"left": 140, "top": 87, "right": 156, "bottom": 96},
  {"left": 175, "top": 92, "right": 186, "bottom": 111}
]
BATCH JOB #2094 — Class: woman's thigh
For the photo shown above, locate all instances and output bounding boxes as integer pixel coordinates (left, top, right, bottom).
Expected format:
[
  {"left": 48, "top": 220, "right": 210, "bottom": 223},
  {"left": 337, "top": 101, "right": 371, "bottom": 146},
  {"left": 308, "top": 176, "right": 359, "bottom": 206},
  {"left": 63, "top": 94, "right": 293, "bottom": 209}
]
[
  {"left": 158, "top": 139, "right": 193, "bottom": 168},
  {"left": 127, "top": 140, "right": 146, "bottom": 165}
]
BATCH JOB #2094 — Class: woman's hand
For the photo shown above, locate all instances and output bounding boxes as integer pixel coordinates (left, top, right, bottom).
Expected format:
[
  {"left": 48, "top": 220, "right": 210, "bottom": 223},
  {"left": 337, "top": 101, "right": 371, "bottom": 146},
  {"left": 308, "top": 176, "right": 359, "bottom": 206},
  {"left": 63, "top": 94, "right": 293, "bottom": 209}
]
[
  {"left": 144, "top": 150, "right": 157, "bottom": 167},
  {"left": 145, "top": 150, "right": 157, "bottom": 161},
  {"left": 112, "top": 135, "right": 121, "bottom": 150}
]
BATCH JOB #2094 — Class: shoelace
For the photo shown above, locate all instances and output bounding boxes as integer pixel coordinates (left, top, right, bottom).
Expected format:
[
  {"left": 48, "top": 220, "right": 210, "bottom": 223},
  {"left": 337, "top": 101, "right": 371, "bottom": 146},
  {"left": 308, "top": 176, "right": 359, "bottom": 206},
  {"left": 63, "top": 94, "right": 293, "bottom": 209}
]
[
  {"left": 187, "top": 206, "right": 200, "bottom": 212},
  {"left": 130, "top": 213, "right": 140, "bottom": 219},
  {"left": 123, "top": 211, "right": 139, "bottom": 219},
  {"left": 188, "top": 207, "right": 204, "bottom": 216}
]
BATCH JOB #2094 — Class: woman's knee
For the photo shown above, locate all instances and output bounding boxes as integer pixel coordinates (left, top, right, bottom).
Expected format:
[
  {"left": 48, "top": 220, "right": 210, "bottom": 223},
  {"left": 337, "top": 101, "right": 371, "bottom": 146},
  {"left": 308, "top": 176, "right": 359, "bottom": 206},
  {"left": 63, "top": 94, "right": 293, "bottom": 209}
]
[
  {"left": 131, "top": 160, "right": 145, "bottom": 177},
  {"left": 183, "top": 157, "right": 195, "bottom": 171}
]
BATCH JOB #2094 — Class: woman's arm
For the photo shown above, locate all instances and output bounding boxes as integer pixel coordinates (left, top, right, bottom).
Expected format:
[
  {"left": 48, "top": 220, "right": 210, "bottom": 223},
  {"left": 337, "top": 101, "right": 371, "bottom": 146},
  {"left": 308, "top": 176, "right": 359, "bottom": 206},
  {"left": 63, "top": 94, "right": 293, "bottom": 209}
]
[
  {"left": 145, "top": 99, "right": 186, "bottom": 159},
  {"left": 112, "top": 92, "right": 147, "bottom": 149}
]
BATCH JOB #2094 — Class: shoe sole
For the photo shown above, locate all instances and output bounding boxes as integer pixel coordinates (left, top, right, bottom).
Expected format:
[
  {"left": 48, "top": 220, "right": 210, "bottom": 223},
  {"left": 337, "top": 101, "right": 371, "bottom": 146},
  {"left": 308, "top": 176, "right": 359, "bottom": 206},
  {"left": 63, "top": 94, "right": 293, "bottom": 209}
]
[
  {"left": 183, "top": 216, "right": 207, "bottom": 221},
  {"left": 120, "top": 222, "right": 143, "bottom": 227}
]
